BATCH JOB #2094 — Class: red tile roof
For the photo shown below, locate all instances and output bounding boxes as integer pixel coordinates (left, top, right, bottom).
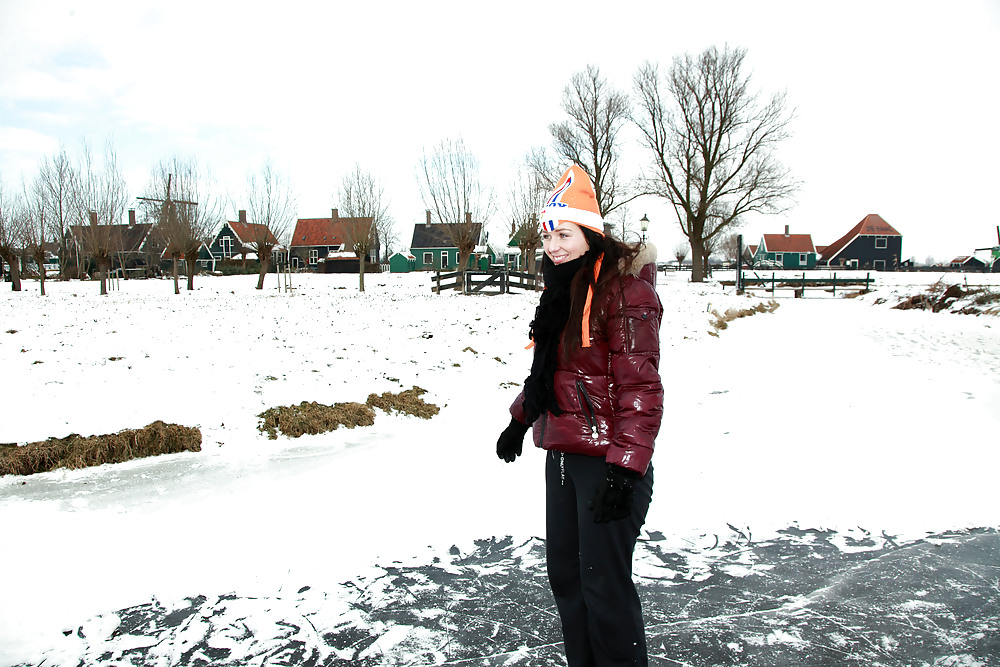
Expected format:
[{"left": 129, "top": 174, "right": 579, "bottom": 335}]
[
  {"left": 820, "top": 214, "right": 900, "bottom": 262},
  {"left": 228, "top": 219, "right": 278, "bottom": 246},
  {"left": 761, "top": 233, "right": 816, "bottom": 253},
  {"left": 294, "top": 218, "right": 340, "bottom": 246},
  {"left": 291, "top": 216, "right": 374, "bottom": 248}
]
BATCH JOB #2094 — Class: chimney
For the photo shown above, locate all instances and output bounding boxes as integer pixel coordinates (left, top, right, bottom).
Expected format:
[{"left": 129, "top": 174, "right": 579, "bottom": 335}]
[
  {"left": 239, "top": 210, "right": 247, "bottom": 224},
  {"left": 784, "top": 225, "right": 790, "bottom": 237},
  {"left": 89, "top": 211, "right": 98, "bottom": 225},
  {"left": 465, "top": 211, "right": 472, "bottom": 225},
  {"left": 128, "top": 209, "right": 136, "bottom": 227},
  {"left": 332, "top": 208, "right": 339, "bottom": 221},
  {"left": 426, "top": 209, "right": 431, "bottom": 224}
]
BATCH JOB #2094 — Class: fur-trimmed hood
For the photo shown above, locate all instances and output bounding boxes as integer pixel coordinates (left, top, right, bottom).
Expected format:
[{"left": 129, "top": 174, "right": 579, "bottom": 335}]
[{"left": 622, "top": 243, "right": 657, "bottom": 277}]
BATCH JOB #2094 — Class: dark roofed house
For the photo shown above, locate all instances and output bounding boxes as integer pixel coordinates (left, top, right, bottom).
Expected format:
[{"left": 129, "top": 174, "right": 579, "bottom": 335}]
[
  {"left": 69, "top": 208, "right": 159, "bottom": 276},
  {"left": 819, "top": 214, "right": 902, "bottom": 270},
  {"left": 409, "top": 210, "right": 493, "bottom": 270},
  {"left": 209, "top": 210, "right": 279, "bottom": 263},
  {"left": 949, "top": 255, "right": 987, "bottom": 271},
  {"left": 753, "top": 226, "right": 818, "bottom": 269}
]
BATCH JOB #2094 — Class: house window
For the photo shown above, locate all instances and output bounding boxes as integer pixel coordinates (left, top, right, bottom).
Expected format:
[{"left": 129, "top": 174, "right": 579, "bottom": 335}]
[
  {"left": 309, "top": 249, "right": 318, "bottom": 266},
  {"left": 423, "top": 252, "right": 433, "bottom": 266},
  {"left": 292, "top": 256, "right": 300, "bottom": 269},
  {"left": 220, "top": 236, "right": 233, "bottom": 259},
  {"left": 799, "top": 253, "right": 807, "bottom": 265},
  {"left": 775, "top": 253, "right": 783, "bottom": 264},
  {"left": 441, "top": 253, "right": 449, "bottom": 269},
  {"left": 874, "top": 259, "right": 886, "bottom": 270},
  {"left": 875, "top": 237, "right": 887, "bottom": 249}
]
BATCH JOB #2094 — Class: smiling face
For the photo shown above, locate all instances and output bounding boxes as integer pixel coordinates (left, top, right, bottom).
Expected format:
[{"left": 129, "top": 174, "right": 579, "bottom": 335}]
[{"left": 542, "top": 221, "right": 590, "bottom": 265}]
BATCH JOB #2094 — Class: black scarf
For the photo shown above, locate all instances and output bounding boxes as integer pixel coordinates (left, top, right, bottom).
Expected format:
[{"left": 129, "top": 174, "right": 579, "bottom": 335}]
[{"left": 522, "top": 256, "right": 585, "bottom": 424}]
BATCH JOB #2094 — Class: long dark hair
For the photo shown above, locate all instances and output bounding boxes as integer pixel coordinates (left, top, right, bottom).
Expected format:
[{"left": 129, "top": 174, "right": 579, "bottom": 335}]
[{"left": 540, "top": 228, "right": 642, "bottom": 353}]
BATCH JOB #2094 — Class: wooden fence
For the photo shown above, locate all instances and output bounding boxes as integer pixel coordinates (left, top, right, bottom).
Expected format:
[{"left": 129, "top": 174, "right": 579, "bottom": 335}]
[
  {"left": 722, "top": 272, "right": 874, "bottom": 296},
  {"left": 432, "top": 268, "right": 541, "bottom": 294}
]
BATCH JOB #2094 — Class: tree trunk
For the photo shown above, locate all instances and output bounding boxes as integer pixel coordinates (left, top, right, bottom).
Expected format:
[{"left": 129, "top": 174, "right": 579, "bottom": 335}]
[
  {"left": 457, "top": 249, "right": 473, "bottom": 294},
  {"left": 2, "top": 252, "right": 22, "bottom": 291},
  {"left": 172, "top": 256, "right": 180, "bottom": 295},
  {"left": 98, "top": 260, "right": 108, "bottom": 296},
  {"left": 358, "top": 261, "right": 365, "bottom": 292},
  {"left": 690, "top": 235, "right": 706, "bottom": 282},
  {"left": 256, "top": 256, "right": 270, "bottom": 290},
  {"left": 33, "top": 252, "right": 46, "bottom": 296},
  {"left": 187, "top": 262, "right": 196, "bottom": 291}
]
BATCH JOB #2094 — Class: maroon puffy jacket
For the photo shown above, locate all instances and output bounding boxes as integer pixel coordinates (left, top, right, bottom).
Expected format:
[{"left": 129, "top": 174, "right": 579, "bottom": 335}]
[{"left": 510, "top": 246, "right": 663, "bottom": 476}]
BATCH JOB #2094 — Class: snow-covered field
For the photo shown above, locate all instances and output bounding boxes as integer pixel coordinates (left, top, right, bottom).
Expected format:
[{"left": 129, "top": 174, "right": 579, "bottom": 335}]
[{"left": 1, "top": 268, "right": 998, "bottom": 665}]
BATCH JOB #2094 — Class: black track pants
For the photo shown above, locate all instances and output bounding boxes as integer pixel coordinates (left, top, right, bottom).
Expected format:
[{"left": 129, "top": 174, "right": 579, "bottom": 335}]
[{"left": 545, "top": 450, "right": 654, "bottom": 667}]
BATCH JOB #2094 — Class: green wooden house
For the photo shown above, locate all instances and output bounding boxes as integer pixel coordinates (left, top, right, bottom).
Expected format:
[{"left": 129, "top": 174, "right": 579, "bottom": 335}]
[
  {"left": 753, "top": 226, "right": 818, "bottom": 269},
  {"left": 389, "top": 251, "right": 416, "bottom": 273},
  {"left": 408, "top": 212, "right": 496, "bottom": 270},
  {"left": 504, "top": 226, "right": 543, "bottom": 271}
]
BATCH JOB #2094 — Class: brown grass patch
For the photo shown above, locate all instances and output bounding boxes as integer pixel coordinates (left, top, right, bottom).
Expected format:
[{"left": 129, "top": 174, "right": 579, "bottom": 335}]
[
  {"left": 0, "top": 421, "right": 202, "bottom": 477},
  {"left": 257, "top": 402, "right": 376, "bottom": 439},
  {"left": 893, "top": 282, "right": 1000, "bottom": 315},
  {"left": 258, "top": 387, "right": 440, "bottom": 439},
  {"left": 709, "top": 300, "right": 780, "bottom": 336},
  {"left": 366, "top": 386, "right": 440, "bottom": 419}
]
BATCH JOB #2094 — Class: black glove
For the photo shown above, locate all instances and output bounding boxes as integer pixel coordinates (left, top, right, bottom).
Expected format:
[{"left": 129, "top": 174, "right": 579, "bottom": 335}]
[
  {"left": 497, "top": 418, "right": 530, "bottom": 463},
  {"left": 590, "top": 464, "right": 641, "bottom": 523}
]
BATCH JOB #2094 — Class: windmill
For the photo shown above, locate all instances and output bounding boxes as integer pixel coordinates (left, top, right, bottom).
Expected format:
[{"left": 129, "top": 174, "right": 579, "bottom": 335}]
[
  {"left": 973, "top": 225, "right": 1000, "bottom": 273},
  {"left": 137, "top": 173, "right": 198, "bottom": 293}
]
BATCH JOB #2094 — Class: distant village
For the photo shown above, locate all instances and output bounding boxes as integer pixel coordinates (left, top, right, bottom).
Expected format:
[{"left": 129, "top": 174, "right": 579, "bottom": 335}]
[{"left": 5, "top": 210, "right": 1000, "bottom": 282}]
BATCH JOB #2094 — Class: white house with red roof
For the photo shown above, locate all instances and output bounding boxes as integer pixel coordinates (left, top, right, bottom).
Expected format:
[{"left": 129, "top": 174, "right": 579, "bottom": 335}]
[{"left": 752, "top": 226, "right": 818, "bottom": 269}]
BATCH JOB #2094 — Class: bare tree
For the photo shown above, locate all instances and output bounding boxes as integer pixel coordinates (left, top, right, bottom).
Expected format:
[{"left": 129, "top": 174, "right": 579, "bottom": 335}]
[
  {"left": 719, "top": 231, "right": 742, "bottom": 267},
  {"left": 338, "top": 164, "right": 391, "bottom": 292},
  {"left": 37, "top": 148, "right": 79, "bottom": 279},
  {"left": 22, "top": 176, "right": 50, "bottom": 295},
  {"left": 141, "top": 159, "right": 220, "bottom": 293},
  {"left": 507, "top": 162, "right": 547, "bottom": 275},
  {"left": 0, "top": 176, "right": 25, "bottom": 291},
  {"left": 245, "top": 160, "right": 297, "bottom": 290},
  {"left": 633, "top": 46, "right": 798, "bottom": 282},
  {"left": 375, "top": 219, "right": 399, "bottom": 264},
  {"left": 524, "top": 147, "right": 560, "bottom": 197},
  {"left": 75, "top": 141, "right": 129, "bottom": 295},
  {"left": 673, "top": 241, "right": 688, "bottom": 268},
  {"left": 544, "top": 64, "right": 632, "bottom": 218},
  {"left": 418, "top": 137, "right": 495, "bottom": 293},
  {"left": 604, "top": 204, "right": 642, "bottom": 243}
]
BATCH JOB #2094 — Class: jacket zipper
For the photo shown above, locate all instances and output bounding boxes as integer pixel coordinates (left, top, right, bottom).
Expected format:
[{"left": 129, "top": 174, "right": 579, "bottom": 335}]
[{"left": 576, "top": 380, "right": 598, "bottom": 438}]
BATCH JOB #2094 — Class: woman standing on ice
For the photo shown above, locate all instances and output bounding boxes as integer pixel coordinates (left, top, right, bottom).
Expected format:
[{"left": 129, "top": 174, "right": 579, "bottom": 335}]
[{"left": 496, "top": 165, "right": 663, "bottom": 666}]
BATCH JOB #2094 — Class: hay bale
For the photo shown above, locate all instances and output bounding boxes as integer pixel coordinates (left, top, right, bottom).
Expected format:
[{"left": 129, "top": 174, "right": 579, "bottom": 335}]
[
  {"left": 257, "top": 401, "right": 376, "bottom": 439},
  {"left": 366, "top": 386, "right": 440, "bottom": 419},
  {"left": 0, "top": 422, "right": 202, "bottom": 477}
]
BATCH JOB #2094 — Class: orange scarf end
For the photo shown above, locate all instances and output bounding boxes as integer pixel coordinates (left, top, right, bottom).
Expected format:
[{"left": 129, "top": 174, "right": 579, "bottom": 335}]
[{"left": 580, "top": 255, "right": 603, "bottom": 348}]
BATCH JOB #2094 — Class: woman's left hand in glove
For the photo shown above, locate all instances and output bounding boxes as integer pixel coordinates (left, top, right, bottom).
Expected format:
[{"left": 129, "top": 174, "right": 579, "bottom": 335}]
[{"left": 589, "top": 463, "right": 641, "bottom": 523}]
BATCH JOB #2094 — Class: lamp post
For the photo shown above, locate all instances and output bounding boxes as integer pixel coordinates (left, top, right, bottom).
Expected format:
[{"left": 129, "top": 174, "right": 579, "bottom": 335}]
[{"left": 640, "top": 214, "right": 649, "bottom": 245}]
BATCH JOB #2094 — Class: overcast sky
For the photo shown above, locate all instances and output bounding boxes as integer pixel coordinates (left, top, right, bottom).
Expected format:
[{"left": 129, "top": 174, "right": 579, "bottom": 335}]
[{"left": 2, "top": 0, "right": 998, "bottom": 264}]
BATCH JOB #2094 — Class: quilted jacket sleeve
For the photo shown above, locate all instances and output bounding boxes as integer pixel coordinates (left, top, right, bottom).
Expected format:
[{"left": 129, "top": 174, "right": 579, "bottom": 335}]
[{"left": 604, "top": 278, "right": 663, "bottom": 475}]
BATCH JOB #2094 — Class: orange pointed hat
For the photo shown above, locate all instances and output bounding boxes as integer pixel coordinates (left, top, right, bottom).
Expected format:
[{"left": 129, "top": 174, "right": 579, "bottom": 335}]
[
  {"left": 538, "top": 165, "right": 605, "bottom": 236},
  {"left": 539, "top": 166, "right": 605, "bottom": 348}
]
